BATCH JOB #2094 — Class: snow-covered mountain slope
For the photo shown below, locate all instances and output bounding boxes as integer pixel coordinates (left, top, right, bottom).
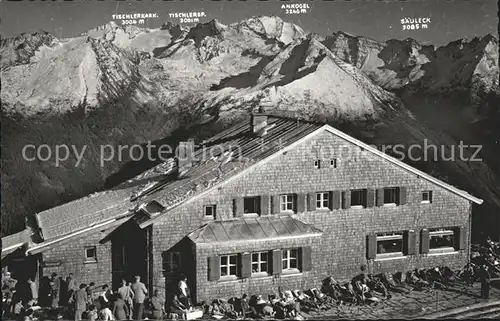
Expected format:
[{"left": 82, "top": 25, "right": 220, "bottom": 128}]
[{"left": 323, "top": 31, "right": 499, "bottom": 98}]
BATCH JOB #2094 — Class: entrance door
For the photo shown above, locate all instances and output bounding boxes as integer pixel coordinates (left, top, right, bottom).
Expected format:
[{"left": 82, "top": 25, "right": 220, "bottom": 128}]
[{"left": 111, "top": 221, "right": 148, "bottom": 289}]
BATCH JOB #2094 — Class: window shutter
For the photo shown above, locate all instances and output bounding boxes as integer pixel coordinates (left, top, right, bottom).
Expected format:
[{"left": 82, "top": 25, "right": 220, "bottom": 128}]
[
  {"left": 233, "top": 198, "right": 244, "bottom": 217},
  {"left": 208, "top": 256, "right": 220, "bottom": 281},
  {"left": 376, "top": 189, "right": 384, "bottom": 207},
  {"left": 260, "top": 195, "right": 270, "bottom": 215},
  {"left": 454, "top": 227, "right": 466, "bottom": 250},
  {"left": 366, "top": 189, "right": 375, "bottom": 208},
  {"left": 420, "top": 229, "right": 430, "bottom": 254},
  {"left": 240, "top": 252, "right": 252, "bottom": 278},
  {"left": 332, "top": 191, "right": 341, "bottom": 210},
  {"left": 367, "top": 234, "right": 377, "bottom": 259},
  {"left": 327, "top": 192, "right": 333, "bottom": 210},
  {"left": 299, "top": 247, "right": 312, "bottom": 272},
  {"left": 398, "top": 187, "right": 407, "bottom": 205},
  {"left": 271, "top": 195, "right": 280, "bottom": 214},
  {"left": 296, "top": 194, "right": 306, "bottom": 213},
  {"left": 342, "top": 191, "right": 351, "bottom": 209},
  {"left": 403, "top": 230, "right": 417, "bottom": 255},
  {"left": 307, "top": 192, "right": 316, "bottom": 211},
  {"left": 271, "top": 249, "right": 282, "bottom": 275}
]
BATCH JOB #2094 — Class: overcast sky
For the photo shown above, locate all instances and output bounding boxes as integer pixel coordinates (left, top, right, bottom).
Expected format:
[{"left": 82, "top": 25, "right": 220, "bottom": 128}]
[{"left": 0, "top": 0, "right": 497, "bottom": 45}]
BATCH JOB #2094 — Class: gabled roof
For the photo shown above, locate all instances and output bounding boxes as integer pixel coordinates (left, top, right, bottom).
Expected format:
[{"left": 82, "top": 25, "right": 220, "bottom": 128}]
[
  {"left": 188, "top": 216, "right": 323, "bottom": 244},
  {"left": 141, "top": 117, "right": 482, "bottom": 227}
]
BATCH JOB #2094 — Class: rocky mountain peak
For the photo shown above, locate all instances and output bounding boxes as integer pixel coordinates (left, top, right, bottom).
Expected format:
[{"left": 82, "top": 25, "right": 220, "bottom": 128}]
[{"left": 0, "top": 30, "right": 58, "bottom": 68}]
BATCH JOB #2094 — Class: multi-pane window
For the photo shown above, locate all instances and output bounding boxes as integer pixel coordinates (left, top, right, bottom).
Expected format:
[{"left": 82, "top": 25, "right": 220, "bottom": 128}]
[
  {"left": 85, "top": 246, "right": 97, "bottom": 262},
  {"left": 251, "top": 252, "right": 268, "bottom": 274},
  {"left": 351, "top": 189, "right": 367, "bottom": 207},
  {"left": 204, "top": 205, "right": 216, "bottom": 217},
  {"left": 243, "top": 197, "right": 260, "bottom": 214},
  {"left": 280, "top": 194, "right": 295, "bottom": 212},
  {"left": 164, "top": 252, "right": 181, "bottom": 273},
  {"left": 429, "top": 228, "right": 454, "bottom": 250},
  {"left": 384, "top": 187, "right": 398, "bottom": 204},
  {"left": 422, "top": 191, "right": 433, "bottom": 203},
  {"left": 316, "top": 192, "right": 329, "bottom": 209},
  {"left": 220, "top": 255, "right": 238, "bottom": 277},
  {"left": 376, "top": 232, "right": 404, "bottom": 255},
  {"left": 282, "top": 249, "right": 299, "bottom": 270}
]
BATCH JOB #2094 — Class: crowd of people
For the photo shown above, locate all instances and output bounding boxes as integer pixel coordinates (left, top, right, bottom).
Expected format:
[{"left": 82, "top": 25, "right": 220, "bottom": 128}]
[
  {"left": 2, "top": 239, "right": 499, "bottom": 321},
  {"left": 2, "top": 271, "right": 194, "bottom": 321}
]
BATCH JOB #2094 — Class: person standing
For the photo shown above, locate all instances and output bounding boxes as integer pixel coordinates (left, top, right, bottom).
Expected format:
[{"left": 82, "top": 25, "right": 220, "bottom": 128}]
[
  {"left": 178, "top": 275, "right": 191, "bottom": 309},
  {"left": 50, "top": 273, "right": 60, "bottom": 308},
  {"left": 149, "top": 289, "right": 164, "bottom": 320},
  {"left": 112, "top": 293, "right": 129, "bottom": 320},
  {"left": 117, "top": 280, "right": 134, "bottom": 319},
  {"left": 479, "top": 264, "right": 491, "bottom": 299},
  {"left": 67, "top": 273, "right": 77, "bottom": 304},
  {"left": 27, "top": 277, "right": 38, "bottom": 306},
  {"left": 73, "top": 284, "right": 88, "bottom": 321},
  {"left": 130, "top": 276, "right": 147, "bottom": 320}
]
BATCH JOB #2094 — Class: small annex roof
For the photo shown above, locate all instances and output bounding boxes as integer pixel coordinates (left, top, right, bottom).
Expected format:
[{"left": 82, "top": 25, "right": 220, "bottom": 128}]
[
  {"left": 188, "top": 216, "right": 323, "bottom": 244},
  {"left": 1, "top": 230, "right": 30, "bottom": 258}
]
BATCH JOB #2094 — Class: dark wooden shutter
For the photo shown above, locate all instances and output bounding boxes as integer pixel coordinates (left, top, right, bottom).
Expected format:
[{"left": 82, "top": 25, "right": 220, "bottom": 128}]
[
  {"left": 208, "top": 256, "right": 220, "bottom": 281},
  {"left": 398, "top": 187, "right": 407, "bottom": 205},
  {"left": 332, "top": 191, "right": 341, "bottom": 210},
  {"left": 300, "top": 247, "right": 312, "bottom": 272},
  {"left": 376, "top": 188, "right": 384, "bottom": 206},
  {"left": 296, "top": 194, "right": 306, "bottom": 213},
  {"left": 271, "top": 249, "right": 282, "bottom": 275},
  {"left": 240, "top": 252, "right": 252, "bottom": 278},
  {"left": 271, "top": 195, "right": 280, "bottom": 214},
  {"left": 307, "top": 192, "right": 316, "bottom": 211},
  {"left": 233, "top": 198, "right": 244, "bottom": 217},
  {"left": 367, "top": 234, "right": 377, "bottom": 259},
  {"left": 403, "top": 230, "right": 417, "bottom": 255},
  {"left": 366, "top": 189, "right": 375, "bottom": 208},
  {"left": 260, "top": 195, "right": 270, "bottom": 215},
  {"left": 454, "top": 227, "right": 466, "bottom": 250},
  {"left": 342, "top": 191, "right": 351, "bottom": 209},
  {"left": 420, "top": 229, "right": 430, "bottom": 254},
  {"left": 327, "top": 192, "right": 333, "bottom": 210}
]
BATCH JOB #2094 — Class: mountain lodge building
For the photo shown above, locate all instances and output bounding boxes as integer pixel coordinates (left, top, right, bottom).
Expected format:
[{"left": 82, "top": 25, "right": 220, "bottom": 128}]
[{"left": 1, "top": 115, "right": 483, "bottom": 303}]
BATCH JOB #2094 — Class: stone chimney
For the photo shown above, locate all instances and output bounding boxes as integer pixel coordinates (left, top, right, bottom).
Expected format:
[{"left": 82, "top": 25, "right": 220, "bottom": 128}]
[
  {"left": 177, "top": 139, "right": 194, "bottom": 178},
  {"left": 251, "top": 114, "right": 268, "bottom": 136}
]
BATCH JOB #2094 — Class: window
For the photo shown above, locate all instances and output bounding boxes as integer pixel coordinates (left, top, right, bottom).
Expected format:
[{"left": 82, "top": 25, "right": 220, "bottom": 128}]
[
  {"left": 351, "top": 189, "right": 367, "bottom": 207},
  {"left": 314, "top": 160, "right": 321, "bottom": 169},
  {"left": 316, "top": 192, "right": 329, "bottom": 209},
  {"left": 376, "top": 232, "right": 404, "bottom": 256},
  {"left": 243, "top": 197, "right": 260, "bottom": 214},
  {"left": 164, "top": 252, "right": 182, "bottom": 273},
  {"left": 384, "top": 187, "right": 399, "bottom": 205},
  {"left": 330, "top": 159, "right": 337, "bottom": 168},
  {"left": 282, "top": 249, "right": 299, "bottom": 271},
  {"left": 251, "top": 252, "right": 269, "bottom": 275},
  {"left": 85, "top": 246, "right": 97, "bottom": 263},
  {"left": 429, "top": 228, "right": 454, "bottom": 250},
  {"left": 204, "top": 205, "right": 216, "bottom": 218},
  {"left": 280, "top": 194, "right": 295, "bottom": 212},
  {"left": 220, "top": 255, "right": 238, "bottom": 277},
  {"left": 422, "top": 191, "right": 433, "bottom": 203}
]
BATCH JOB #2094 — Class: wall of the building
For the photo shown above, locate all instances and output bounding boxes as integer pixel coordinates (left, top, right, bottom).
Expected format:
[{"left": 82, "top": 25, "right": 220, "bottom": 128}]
[
  {"left": 40, "top": 230, "right": 112, "bottom": 289},
  {"left": 152, "top": 129, "right": 472, "bottom": 302}
]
